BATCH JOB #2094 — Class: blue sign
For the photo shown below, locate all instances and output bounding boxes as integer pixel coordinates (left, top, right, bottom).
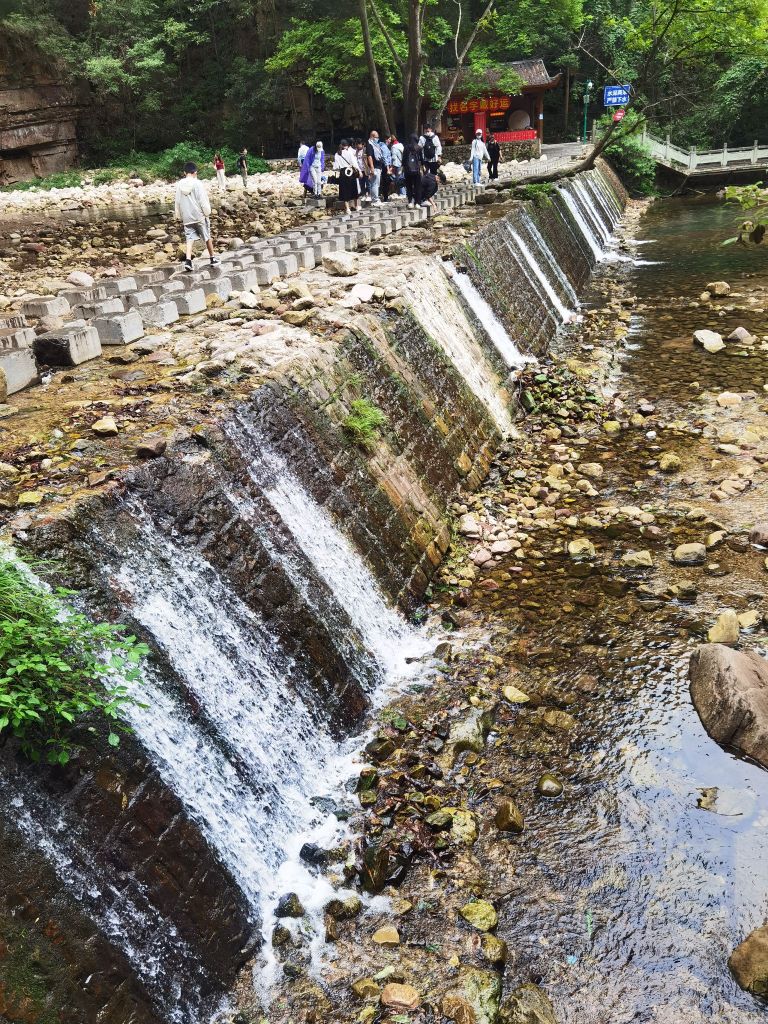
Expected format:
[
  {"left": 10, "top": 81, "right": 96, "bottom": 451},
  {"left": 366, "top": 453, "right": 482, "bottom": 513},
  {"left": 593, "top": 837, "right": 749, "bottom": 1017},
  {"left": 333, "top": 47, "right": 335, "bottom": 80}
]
[{"left": 604, "top": 84, "right": 631, "bottom": 107}]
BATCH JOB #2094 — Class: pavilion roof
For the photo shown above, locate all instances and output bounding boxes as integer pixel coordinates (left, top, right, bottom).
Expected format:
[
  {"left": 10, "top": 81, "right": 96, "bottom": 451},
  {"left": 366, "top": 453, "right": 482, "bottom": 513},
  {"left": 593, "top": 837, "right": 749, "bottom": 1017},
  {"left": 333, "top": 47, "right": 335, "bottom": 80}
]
[{"left": 438, "top": 59, "right": 562, "bottom": 94}]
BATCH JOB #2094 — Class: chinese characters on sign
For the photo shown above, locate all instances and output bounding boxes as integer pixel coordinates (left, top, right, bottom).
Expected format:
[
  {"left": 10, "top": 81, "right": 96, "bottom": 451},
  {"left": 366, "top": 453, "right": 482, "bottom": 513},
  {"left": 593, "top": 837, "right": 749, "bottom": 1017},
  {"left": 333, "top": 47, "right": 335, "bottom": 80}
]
[
  {"left": 603, "top": 85, "right": 631, "bottom": 107},
  {"left": 447, "top": 96, "right": 512, "bottom": 115}
]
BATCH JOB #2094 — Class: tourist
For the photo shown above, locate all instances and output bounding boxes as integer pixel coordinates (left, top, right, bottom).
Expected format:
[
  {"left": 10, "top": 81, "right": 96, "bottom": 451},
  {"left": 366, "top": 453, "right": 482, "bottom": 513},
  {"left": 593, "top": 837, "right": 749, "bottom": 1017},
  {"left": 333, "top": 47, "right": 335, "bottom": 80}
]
[
  {"left": 419, "top": 167, "right": 445, "bottom": 209},
  {"left": 419, "top": 126, "right": 442, "bottom": 175},
  {"left": 487, "top": 134, "right": 501, "bottom": 180},
  {"left": 237, "top": 148, "right": 248, "bottom": 189},
  {"left": 470, "top": 129, "right": 490, "bottom": 184},
  {"left": 402, "top": 134, "right": 423, "bottom": 208},
  {"left": 213, "top": 152, "right": 226, "bottom": 191},
  {"left": 334, "top": 138, "right": 360, "bottom": 219},
  {"left": 355, "top": 139, "right": 369, "bottom": 202},
  {"left": 389, "top": 135, "right": 405, "bottom": 195},
  {"left": 297, "top": 139, "right": 309, "bottom": 166},
  {"left": 175, "top": 162, "right": 219, "bottom": 272},
  {"left": 378, "top": 135, "right": 393, "bottom": 201},
  {"left": 299, "top": 141, "right": 325, "bottom": 196},
  {"left": 366, "top": 130, "right": 385, "bottom": 206}
]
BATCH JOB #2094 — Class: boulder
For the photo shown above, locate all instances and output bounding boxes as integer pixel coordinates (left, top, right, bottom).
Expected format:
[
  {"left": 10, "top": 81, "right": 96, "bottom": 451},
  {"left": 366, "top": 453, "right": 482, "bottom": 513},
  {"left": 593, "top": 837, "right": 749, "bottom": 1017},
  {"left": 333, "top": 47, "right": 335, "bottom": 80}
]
[
  {"left": 673, "top": 542, "right": 706, "bottom": 566},
  {"left": 706, "top": 280, "right": 731, "bottom": 296},
  {"left": 322, "top": 251, "right": 358, "bottom": 276},
  {"left": 621, "top": 550, "right": 653, "bottom": 568},
  {"left": 729, "top": 923, "right": 768, "bottom": 998},
  {"left": 707, "top": 609, "right": 740, "bottom": 645},
  {"left": 689, "top": 644, "right": 768, "bottom": 768},
  {"left": 67, "top": 270, "right": 96, "bottom": 288},
  {"left": 494, "top": 798, "right": 524, "bottom": 833},
  {"left": 748, "top": 523, "right": 768, "bottom": 547},
  {"left": 499, "top": 983, "right": 558, "bottom": 1024},
  {"left": 693, "top": 329, "right": 725, "bottom": 353}
]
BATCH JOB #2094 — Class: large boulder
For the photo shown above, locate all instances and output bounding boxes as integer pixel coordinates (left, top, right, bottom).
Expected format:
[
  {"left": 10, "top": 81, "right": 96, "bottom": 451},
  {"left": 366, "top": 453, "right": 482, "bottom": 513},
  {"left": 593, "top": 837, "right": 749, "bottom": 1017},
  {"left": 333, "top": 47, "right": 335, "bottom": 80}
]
[
  {"left": 689, "top": 644, "right": 768, "bottom": 768},
  {"left": 729, "top": 923, "right": 768, "bottom": 998}
]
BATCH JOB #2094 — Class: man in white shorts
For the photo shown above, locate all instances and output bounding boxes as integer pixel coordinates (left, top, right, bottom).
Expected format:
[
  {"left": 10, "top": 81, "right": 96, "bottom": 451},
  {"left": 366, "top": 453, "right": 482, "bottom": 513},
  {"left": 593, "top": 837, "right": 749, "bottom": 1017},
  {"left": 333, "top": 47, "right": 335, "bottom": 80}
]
[{"left": 174, "top": 161, "right": 220, "bottom": 272}]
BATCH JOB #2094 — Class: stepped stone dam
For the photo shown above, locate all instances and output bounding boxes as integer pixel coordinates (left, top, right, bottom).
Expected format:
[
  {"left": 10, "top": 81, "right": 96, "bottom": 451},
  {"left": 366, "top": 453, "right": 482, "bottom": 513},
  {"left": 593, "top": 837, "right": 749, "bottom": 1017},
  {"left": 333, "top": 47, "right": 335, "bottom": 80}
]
[{"left": 0, "top": 163, "right": 626, "bottom": 1023}]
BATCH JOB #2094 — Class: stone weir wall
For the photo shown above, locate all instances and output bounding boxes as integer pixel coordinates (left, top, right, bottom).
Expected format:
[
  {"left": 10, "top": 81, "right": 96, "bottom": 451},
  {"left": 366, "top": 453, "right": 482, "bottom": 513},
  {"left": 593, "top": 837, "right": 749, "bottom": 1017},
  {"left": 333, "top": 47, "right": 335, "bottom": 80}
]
[{"left": 0, "top": 166, "right": 625, "bottom": 1024}]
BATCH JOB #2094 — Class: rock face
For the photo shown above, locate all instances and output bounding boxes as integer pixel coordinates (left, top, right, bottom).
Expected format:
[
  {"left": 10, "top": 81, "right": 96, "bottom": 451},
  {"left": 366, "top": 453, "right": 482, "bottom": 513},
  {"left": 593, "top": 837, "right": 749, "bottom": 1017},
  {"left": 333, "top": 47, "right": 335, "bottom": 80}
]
[
  {"left": 499, "top": 983, "right": 558, "bottom": 1024},
  {"left": 729, "top": 923, "right": 768, "bottom": 998},
  {"left": 689, "top": 644, "right": 768, "bottom": 768}
]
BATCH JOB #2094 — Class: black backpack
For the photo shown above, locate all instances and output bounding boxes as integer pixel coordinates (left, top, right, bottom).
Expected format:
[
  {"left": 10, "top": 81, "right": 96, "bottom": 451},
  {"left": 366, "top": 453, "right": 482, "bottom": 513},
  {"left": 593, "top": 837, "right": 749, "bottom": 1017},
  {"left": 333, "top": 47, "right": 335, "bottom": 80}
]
[
  {"left": 423, "top": 136, "right": 436, "bottom": 160},
  {"left": 405, "top": 147, "right": 421, "bottom": 174}
]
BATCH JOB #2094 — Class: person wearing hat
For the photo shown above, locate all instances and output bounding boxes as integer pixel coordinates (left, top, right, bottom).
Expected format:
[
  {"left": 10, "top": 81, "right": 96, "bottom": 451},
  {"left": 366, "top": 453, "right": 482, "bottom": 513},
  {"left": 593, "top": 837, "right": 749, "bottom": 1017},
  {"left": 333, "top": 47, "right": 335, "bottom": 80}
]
[
  {"left": 470, "top": 129, "right": 490, "bottom": 185},
  {"left": 174, "top": 161, "right": 219, "bottom": 272}
]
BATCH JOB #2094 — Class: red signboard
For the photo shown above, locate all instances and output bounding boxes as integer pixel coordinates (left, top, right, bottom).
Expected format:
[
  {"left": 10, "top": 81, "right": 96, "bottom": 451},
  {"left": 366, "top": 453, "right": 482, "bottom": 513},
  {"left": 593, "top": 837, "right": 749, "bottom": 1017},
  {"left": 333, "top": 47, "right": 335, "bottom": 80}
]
[
  {"left": 447, "top": 95, "right": 512, "bottom": 115},
  {"left": 494, "top": 130, "right": 538, "bottom": 142},
  {"left": 613, "top": 108, "right": 626, "bottom": 123}
]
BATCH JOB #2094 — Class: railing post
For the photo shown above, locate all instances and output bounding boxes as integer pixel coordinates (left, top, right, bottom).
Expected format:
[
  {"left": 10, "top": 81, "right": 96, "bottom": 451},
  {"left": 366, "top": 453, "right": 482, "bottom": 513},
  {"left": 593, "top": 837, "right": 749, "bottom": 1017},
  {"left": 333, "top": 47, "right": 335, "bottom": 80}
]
[
  {"left": 689, "top": 146, "right": 696, "bottom": 171},
  {"left": 753, "top": 140, "right": 759, "bottom": 165},
  {"left": 664, "top": 134, "right": 670, "bottom": 161},
  {"left": 721, "top": 142, "right": 728, "bottom": 167}
]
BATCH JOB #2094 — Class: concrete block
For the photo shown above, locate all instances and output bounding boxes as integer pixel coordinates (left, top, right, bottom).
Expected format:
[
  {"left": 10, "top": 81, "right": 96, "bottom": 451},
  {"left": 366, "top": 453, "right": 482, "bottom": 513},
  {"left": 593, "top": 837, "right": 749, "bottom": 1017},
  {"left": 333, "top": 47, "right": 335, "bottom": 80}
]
[
  {"left": 127, "top": 289, "right": 159, "bottom": 308},
  {"left": 59, "top": 286, "right": 110, "bottom": 306},
  {"left": 252, "top": 263, "right": 280, "bottom": 285},
  {"left": 174, "top": 289, "right": 207, "bottom": 315},
  {"left": 139, "top": 301, "right": 179, "bottom": 327},
  {"left": 102, "top": 276, "right": 138, "bottom": 296},
  {"left": 275, "top": 254, "right": 299, "bottom": 276},
  {"left": 158, "top": 280, "right": 186, "bottom": 296},
  {"left": 199, "top": 277, "right": 232, "bottom": 300},
  {"left": 73, "top": 298, "right": 126, "bottom": 319},
  {"left": 0, "top": 327, "right": 36, "bottom": 350},
  {"left": 338, "top": 233, "right": 360, "bottom": 251},
  {"left": 134, "top": 270, "right": 169, "bottom": 288},
  {"left": 293, "top": 248, "right": 316, "bottom": 271},
  {"left": 92, "top": 310, "right": 145, "bottom": 345},
  {"left": 228, "top": 270, "right": 260, "bottom": 292},
  {"left": 21, "top": 296, "right": 70, "bottom": 318},
  {"left": 0, "top": 315, "right": 29, "bottom": 331},
  {"left": 34, "top": 325, "right": 101, "bottom": 366},
  {"left": 0, "top": 347, "right": 38, "bottom": 395}
]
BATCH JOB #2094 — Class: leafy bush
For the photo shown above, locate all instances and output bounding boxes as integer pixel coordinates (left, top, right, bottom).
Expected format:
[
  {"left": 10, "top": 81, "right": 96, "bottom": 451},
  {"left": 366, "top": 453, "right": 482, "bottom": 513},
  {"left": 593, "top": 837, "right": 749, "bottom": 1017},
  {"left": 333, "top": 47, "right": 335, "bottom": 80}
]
[
  {"left": 343, "top": 399, "right": 387, "bottom": 449},
  {"left": 0, "top": 171, "right": 83, "bottom": 193},
  {"left": 599, "top": 114, "right": 657, "bottom": 196},
  {"left": 0, "top": 556, "right": 147, "bottom": 764},
  {"left": 517, "top": 182, "right": 554, "bottom": 207}
]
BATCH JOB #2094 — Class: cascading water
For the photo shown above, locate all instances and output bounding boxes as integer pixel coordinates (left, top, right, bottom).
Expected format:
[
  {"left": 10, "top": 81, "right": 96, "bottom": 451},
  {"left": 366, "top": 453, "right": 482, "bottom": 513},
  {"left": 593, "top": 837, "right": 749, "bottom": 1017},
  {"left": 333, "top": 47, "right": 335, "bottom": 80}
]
[
  {"left": 572, "top": 177, "right": 612, "bottom": 245},
  {"left": 556, "top": 184, "right": 604, "bottom": 261},
  {"left": 446, "top": 262, "right": 531, "bottom": 369},
  {"left": 519, "top": 210, "right": 580, "bottom": 310},
  {"left": 508, "top": 227, "right": 573, "bottom": 322}
]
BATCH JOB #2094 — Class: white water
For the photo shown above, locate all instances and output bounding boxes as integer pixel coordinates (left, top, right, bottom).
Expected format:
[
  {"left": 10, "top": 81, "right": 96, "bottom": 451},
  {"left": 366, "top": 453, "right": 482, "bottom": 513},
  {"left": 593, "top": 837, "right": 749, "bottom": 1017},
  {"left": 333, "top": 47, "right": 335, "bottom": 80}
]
[
  {"left": 446, "top": 262, "right": 531, "bottom": 368},
  {"left": 573, "top": 177, "right": 611, "bottom": 244},
  {"left": 520, "top": 211, "right": 580, "bottom": 309},
  {"left": 557, "top": 185, "right": 604, "bottom": 260},
  {"left": 509, "top": 228, "right": 572, "bottom": 322}
]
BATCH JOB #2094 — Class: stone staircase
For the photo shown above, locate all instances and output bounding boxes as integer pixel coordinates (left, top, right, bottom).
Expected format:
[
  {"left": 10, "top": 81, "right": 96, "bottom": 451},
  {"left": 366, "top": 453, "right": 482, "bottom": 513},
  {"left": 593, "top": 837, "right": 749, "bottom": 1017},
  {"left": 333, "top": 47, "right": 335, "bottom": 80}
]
[{"left": 0, "top": 181, "right": 482, "bottom": 400}]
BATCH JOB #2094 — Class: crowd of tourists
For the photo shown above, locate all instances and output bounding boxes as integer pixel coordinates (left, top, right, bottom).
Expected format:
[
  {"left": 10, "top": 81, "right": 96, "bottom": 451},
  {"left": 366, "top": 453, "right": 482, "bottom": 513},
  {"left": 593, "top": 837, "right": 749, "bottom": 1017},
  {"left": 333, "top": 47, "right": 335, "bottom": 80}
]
[{"left": 176, "top": 127, "right": 503, "bottom": 270}]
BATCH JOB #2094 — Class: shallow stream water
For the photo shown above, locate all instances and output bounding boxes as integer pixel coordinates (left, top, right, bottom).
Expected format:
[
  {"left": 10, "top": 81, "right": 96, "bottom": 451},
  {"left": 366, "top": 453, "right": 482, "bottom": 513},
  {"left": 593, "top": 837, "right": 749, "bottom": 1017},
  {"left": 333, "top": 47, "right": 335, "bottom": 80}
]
[{"left": 468, "top": 198, "right": 768, "bottom": 1023}]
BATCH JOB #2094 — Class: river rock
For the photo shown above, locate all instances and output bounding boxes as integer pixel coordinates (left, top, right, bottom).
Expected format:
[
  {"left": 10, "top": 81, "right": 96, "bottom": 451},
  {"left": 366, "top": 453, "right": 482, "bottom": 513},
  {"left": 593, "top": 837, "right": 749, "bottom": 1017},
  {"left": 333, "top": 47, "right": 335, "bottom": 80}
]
[
  {"left": 322, "top": 251, "right": 358, "bottom": 276},
  {"left": 481, "top": 933, "right": 508, "bottom": 964},
  {"left": 446, "top": 967, "right": 502, "bottom": 1024},
  {"left": 352, "top": 977, "right": 380, "bottom": 999},
  {"left": 459, "top": 900, "right": 498, "bottom": 932},
  {"left": 499, "top": 983, "right": 558, "bottom": 1024},
  {"left": 380, "top": 983, "right": 420, "bottom": 1010},
  {"left": 459, "top": 513, "right": 481, "bottom": 537},
  {"left": 659, "top": 452, "right": 681, "bottom": 473},
  {"left": 580, "top": 462, "right": 603, "bottom": 478},
  {"left": 716, "top": 391, "right": 742, "bottom": 408},
  {"left": 693, "top": 329, "right": 725, "bottom": 353},
  {"left": 494, "top": 798, "right": 525, "bottom": 833},
  {"left": 729, "top": 326, "right": 757, "bottom": 344},
  {"left": 673, "top": 542, "right": 706, "bottom": 565},
  {"left": 728, "top": 923, "right": 768, "bottom": 997},
  {"left": 503, "top": 684, "right": 530, "bottom": 703},
  {"left": 622, "top": 549, "right": 653, "bottom": 568},
  {"left": 91, "top": 416, "right": 119, "bottom": 437},
  {"left": 706, "top": 280, "right": 731, "bottom": 296},
  {"left": 568, "top": 537, "right": 595, "bottom": 560},
  {"left": 275, "top": 892, "right": 305, "bottom": 917},
  {"left": 748, "top": 523, "right": 768, "bottom": 547},
  {"left": 707, "top": 609, "right": 740, "bottom": 645},
  {"left": 536, "top": 773, "right": 564, "bottom": 797},
  {"left": 325, "top": 894, "right": 362, "bottom": 919},
  {"left": 446, "top": 708, "right": 491, "bottom": 762},
  {"left": 372, "top": 925, "right": 400, "bottom": 945},
  {"left": 689, "top": 644, "right": 768, "bottom": 767}
]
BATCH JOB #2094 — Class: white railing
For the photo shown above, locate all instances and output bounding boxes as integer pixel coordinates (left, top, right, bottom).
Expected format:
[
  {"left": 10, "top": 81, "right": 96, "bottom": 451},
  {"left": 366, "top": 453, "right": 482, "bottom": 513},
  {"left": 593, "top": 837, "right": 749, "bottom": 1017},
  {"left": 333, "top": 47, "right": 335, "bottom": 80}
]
[{"left": 642, "top": 128, "right": 768, "bottom": 172}]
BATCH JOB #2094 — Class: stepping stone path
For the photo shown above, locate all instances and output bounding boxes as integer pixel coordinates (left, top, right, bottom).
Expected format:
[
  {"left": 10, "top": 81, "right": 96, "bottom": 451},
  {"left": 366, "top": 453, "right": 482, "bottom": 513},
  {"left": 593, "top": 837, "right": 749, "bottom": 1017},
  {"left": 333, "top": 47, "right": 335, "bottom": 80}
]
[{"left": 3, "top": 181, "right": 483, "bottom": 398}]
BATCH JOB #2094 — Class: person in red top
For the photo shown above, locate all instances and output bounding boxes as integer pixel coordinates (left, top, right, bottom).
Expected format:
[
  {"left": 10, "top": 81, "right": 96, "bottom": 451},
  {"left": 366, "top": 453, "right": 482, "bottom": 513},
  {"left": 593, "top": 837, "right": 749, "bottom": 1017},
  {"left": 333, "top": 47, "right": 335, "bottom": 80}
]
[{"left": 213, "top": 153, "right": 226, "bottom": 192}]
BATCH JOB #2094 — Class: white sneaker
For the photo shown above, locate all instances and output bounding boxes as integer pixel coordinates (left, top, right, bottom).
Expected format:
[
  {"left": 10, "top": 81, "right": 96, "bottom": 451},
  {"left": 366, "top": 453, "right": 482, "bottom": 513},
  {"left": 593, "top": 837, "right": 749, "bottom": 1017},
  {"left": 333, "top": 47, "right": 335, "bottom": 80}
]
[
  {"left": 407, "top": 201, "right": 415, "bottom": 209},
  {"left": 419, "top": 201, "right": 430, "bottom": 207},
  {"left": 372, "top": 199, "right": 382, "bottom": 207}
]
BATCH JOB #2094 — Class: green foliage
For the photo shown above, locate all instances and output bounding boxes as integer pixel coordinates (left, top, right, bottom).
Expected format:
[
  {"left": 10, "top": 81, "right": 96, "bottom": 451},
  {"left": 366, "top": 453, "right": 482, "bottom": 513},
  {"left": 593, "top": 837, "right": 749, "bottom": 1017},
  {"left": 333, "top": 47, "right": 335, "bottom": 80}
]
[
  {"left": 0, "top": 555, "right": 148, "bottom": 764},
  {"left": 0, "top": 171, "right": 83, "bottom": 192},
  {"left": 343, "top": 399, "right": 387, "bottom": 449},
  {"left": 722, "top": 183, "right": 768, "bottom": 246},
  {"left": 599, "top": 113, "right": 656, "bottom": 195},
  {"left": 517, "top": 182, "right": 554, "bottom": 206}
]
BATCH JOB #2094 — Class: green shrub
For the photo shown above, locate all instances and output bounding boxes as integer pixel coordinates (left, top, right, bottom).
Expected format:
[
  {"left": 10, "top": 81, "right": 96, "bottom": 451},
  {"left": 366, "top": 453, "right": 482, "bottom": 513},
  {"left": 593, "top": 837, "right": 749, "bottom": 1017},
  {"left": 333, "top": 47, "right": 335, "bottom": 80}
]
[
  {"left": 0, "top": 555, "right": 147, "bottom": 764},
  {"left": 343, "top": 399, "right": 387, "bottom": 449},
  {"left": 517, "top": 182, "right": 554, "bottom": 207},
  {"left": 0, "top": 171, "right": 83, "bottom": 193},
  {"left": 599, "top": 114, "right": 657, "bottom": 196}
]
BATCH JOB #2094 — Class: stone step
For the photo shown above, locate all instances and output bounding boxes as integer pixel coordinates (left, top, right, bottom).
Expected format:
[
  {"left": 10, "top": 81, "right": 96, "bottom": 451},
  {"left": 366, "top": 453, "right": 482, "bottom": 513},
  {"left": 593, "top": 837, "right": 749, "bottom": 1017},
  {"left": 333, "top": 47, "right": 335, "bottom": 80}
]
[
  {"left": 198, "top": 278, "right": 233, "bottom": 300},
  {"left": 0, "top": 327, "right": 36, "bottom": 350},
  {"left": 72, "top": 297, "right": 126, "bottom": 320},
  {"left": 60, "top": 286, "right": 111, "bottom": 306},
  {"left": 174, "top": 289, "right": 207, "bottom": 315},
  {"left": 102, "top": 276, "right": 138, "bottom": 297},
  {"left": 138, "top": 301, "right": 180, "bottom": 327},
  {"left": 0, "top": 314, "right": 28, "bottom": 331},
  {"left": 92, "top": 310, "right": 145, "bottom": 346},
  {"left": 33, "top": 323, "right": 102, "bottom": 366},
  {"left": 127, "top": 289, "right": 160, "bottom": 308},
  {"left": 0, "top": 346, "right": 39, "bottom": 397},
  {"left": 21, "top": 295, "right": 70, "bottom": 318}
]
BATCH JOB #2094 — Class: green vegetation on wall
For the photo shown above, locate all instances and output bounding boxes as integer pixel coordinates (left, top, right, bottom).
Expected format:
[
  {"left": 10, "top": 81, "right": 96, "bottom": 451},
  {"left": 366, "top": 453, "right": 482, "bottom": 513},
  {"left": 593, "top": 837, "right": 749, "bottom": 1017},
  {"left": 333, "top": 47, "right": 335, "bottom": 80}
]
[{"left": 343, "top": 399, "right": 387, "bottom": 450}]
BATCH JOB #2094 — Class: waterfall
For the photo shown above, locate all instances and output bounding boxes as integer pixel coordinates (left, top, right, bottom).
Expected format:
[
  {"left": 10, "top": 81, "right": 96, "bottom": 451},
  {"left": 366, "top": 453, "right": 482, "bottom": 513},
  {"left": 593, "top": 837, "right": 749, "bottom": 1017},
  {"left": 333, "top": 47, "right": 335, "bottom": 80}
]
[
  {"left": 572, "top": 178, "right": 611, "bottom": 244},
  {"left": 519, "top": 211, "right": 580, "bottom": 310},
  {"left": 583, "top": 174, "right": 618, "bottom": 238},
  {"left": 556, "top": 185, "right": 604, "bottom": 260},
  {"left": 446, "top": 262, "right": 531, "bottom": 368},
  {"left": 508, "top": 228, "right": 572, "bottom": 322}
]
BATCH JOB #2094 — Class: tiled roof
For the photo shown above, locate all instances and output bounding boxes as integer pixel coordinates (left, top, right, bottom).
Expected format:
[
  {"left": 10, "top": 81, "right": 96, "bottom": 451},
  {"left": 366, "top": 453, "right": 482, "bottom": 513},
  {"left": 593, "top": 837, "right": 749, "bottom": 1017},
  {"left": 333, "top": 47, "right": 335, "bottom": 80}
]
[{"left": 437, "top": 59, "right": 561, "bottom": 94}]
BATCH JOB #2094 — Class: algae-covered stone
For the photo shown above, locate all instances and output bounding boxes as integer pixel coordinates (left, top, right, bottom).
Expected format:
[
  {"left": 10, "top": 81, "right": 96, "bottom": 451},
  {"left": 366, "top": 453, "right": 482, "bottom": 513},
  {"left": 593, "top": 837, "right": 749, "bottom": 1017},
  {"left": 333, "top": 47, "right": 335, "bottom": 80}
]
[
  {"left": 481, "top": 933, "right": 508, "bottom": 965},
  {"left": 324, "top": 894, "right": 362, "bottom": 920},
  {"left": 459, "top": 900, "right": 498, "bottom": 932},
  {"left": 658, "top": 452, "right": 681, "bottom": 473},
  {"left": 540, "top": 708, "right": 577, "bottom": 732},
  {"left": 536, "top": 773, "right": 564, "bottom": 798},
  {"left": 352, "top": 977, "right": 380, "bottom": 999},
  {"left": 494, "top": 798, "right": 524, "bottom": 833},
  {"left": 621, "top": 550, "right": 653, "bottom": 568},
  {"left": 454, "top": 967, "right": 502, "bottom": 1024},
  {"left": 503, "top": 684, "right": 530, "bottom": 703},
  {"left": 425, "top": 810, "right": 453, "bottom": 830},
  {"left": 499, "top": 983, "right": 558, "bottom": 1024},
  {"left": 446, "top": 708, "right": 491, "bottom": 762},
  {"left": 275, "top": 892, "right": 305, "bottom": 918},
  {"left": 451, "top": 809, "right": 479, "bottom": 845},
  {"left": 17, "top": 491, "right": 44, "bottom": 506}
]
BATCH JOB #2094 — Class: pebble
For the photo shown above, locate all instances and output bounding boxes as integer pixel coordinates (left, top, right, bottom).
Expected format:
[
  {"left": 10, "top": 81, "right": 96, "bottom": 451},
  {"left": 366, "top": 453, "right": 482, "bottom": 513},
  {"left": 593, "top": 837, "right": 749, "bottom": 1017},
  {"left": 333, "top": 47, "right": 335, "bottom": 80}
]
[
  {"left": 459, "top": 900, "right": 498, "bottom": 932},
  {"left": 536, "top": 773, "right": 564, "bottom": 797},
  {"left": 707, "top": 609, "right": 740, "bottom": 645}
]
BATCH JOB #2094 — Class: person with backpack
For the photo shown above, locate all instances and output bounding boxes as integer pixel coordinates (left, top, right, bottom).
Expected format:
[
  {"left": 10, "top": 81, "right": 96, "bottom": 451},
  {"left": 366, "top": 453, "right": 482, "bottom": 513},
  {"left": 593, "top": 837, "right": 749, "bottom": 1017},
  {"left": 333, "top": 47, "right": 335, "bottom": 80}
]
[
  {"left": 237, "top": 149, "right": 248, "bottom": 189},
  {"left": 470, "top": 129, "right": 490, "bottom": 184},
  {"left": 213, "top": 153, "right": 226, "bottom": 191},
  {"left": 486, "top": 134, "right": 501, "bottom": 180},
  {"left": 403, "top": 134, "right": 423, "bottom": 208},
  {"left": 365, "top": 130, "right": 385, "bottom": 206},
  {"left": 175, "top": 162, "right": 220, "bottom": 272},
  {"left": 418, "top": 127, "right": 442, "bottom": 175}
]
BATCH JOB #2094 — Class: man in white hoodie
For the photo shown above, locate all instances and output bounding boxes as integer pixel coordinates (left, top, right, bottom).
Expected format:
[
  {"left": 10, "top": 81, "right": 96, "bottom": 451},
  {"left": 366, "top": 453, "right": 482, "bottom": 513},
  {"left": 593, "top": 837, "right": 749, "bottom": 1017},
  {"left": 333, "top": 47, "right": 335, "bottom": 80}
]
[
  {"left": 175, "top": 162, "right": 219, "bottom": 272},
  {"left": 470, "top": 129, "right": 490, "bottom": 185}
]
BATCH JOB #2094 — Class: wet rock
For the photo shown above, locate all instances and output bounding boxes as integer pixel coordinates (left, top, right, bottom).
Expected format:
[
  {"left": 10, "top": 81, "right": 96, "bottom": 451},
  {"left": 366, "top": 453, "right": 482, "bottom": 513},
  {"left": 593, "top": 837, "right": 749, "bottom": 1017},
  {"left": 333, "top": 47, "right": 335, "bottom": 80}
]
[
  {"left": 707, "top": 609, "right": 740, "bottom": 645},
  {"left": 442, "top": 994, "right": 477, "bottom": 1024},
  {"left": 621, "top": 550, "right": 653, "bottom": 568},
  {"left": 580, "top": 462, "right": 603, "bottom": 478},
  {"left": 706, "top": 280, "right": 731, "bottom": 296},
  {"left": 693, "top": 329, "right": 724, "bottom": 353},
  {"left": 459, "top": 900, "right": 498, "bottom": 932},
  {"left": 540, "top": 708, "right": 577, "bottom": 732},
  {"left": 451, "top": 809, "right": 479, "bottom": 845},
  {"left": 324, "top": 894, "right": 362, "bottom": 920},
  {"left": 706, "top": 530, "right": 727, "bottom": 549},
  {"left": 372, "top": 925, "right": 400, "bottom": 945},
  {"left": 448, "top": 967, "right": 502, "bottom": 1024},
  {"left": 499, "top": 983, "right": 558, "bottom": 1024},
  {"left": 446, "top": 708, "right": 491, "bottom": 762},
  {"left": 360, "top": 843, "right": 391, "bottom": 893},
  {"left": 365, "top": 736, "right": 395, "bottom": 761},
  {"left": 425, "top": 810, "right": 453, "bottom": 830},
  {"left": 352, "top": 977, "right": 380, "bottom": 999},
  {"left": 748, "top": 523, "right": 768, "bottom": 547},
  {"left": 299, "top": 842, "right": 328, "bottom": 866},
  {"left": 380, "top": 983, "right": 420, "bottom": 1011},
  {"left": 658, "top": 452, "right": 681, "bottom": 473},
  {"left": 91, "top": 415, "right": 119, "bottom": 437},
  {"left": 275, "top": 893, "right": 305, "bottom": 918},
  {"left": 729, "top": 923, "right": 768, "bottom": 998},
  {"left": 272, "top": 924, "right": 293, "bottom": 948},
  {"left": 673, "top": 542, "right": 706, "bottom": 566},
  {"left": 567, "top": 538, "right": 595, "bottom": 561},
  {"left": 716, "top": 391, "right": 742, "bottom": 408},
  {"left": 536, "top": 773, "right": 564, "bottom": 797},
  {"left": 136, "top": 436, "right": 166, "bottom": 459},
  {"left": 17, "top": 490, "right": 44, "bottom": 506},
  {"left": 739, "top": 610, "right": 760, "bottom": 630},
  {"left": 689, "top": 644, "right": 768, "bottom": 768},
  {"left": 503, "top": 684, "right": 530, "bottom": 703},
  {"left": 494, "top": 798, "right": 524, "bottom": 833},
  {"left": 481, "top": 933, "right": 508, "bottom": 965}
]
